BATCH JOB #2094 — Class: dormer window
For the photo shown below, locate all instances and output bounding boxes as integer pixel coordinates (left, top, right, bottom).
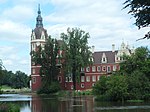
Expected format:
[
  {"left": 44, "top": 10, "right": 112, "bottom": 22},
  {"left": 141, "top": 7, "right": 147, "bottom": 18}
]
[
  {"left": 101, "top": 53, "right": 107, "bottom": 63},
  {"left": 103, "top": 58, "right": 105, "bottom": 62}
]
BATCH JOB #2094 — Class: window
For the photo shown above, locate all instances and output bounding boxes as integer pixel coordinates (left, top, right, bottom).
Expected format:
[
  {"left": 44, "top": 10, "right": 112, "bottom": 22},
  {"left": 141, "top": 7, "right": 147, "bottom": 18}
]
[
  {"left": 69, "top": 77, "right": 73, "bottom": 82},
  {"left": 81, "top": 83, "right": 84, "bottom": 88},
  {"left": 107, "top": 66, "right": 111, "bottom": 72},
  {"left": 71, "top": 85, "right": 73, "bottom": 90},
  {"left": 103, "top": 58, "right": 105, "bottom": 62},
  {"left": 97, "top": 66, "right": 101, "bottom": 72},
  {"left": 32, "top": 77, "right": 36, "bottom": 84},
  {"left": 32, "top": 68, "right": 35, "bottom": 74},
  {"left": 81, "top": 67, "right": 84, "bottom": 72},
  {"left": 97, "top": 75, "right": 100, "bottom": 81},
  {"left": 58, "top": 76, "right": 62, "bottom": 83},
  {"left": 102, "top": 66, "right": 106, "bottom": 71},
  {"left": 65, "top": 77, "right": 69, "bottom": 82},
  {"left": 86, "top": 76, "right": 90, "bottom": 82},
  {"left": 86, "top": 67, "right": 90, "bottom": 72},
  {"left": 113, "top": 65, "right": 116, "bottom": 71},
  {"left": 92, "top": 76, "right": 96, "bottom": 82},
  {"left": 92, "top": 66, "right": 96, "bottom": 72},
  {"left": 81, "top": 76, "right": 85, "bottom": 82}
]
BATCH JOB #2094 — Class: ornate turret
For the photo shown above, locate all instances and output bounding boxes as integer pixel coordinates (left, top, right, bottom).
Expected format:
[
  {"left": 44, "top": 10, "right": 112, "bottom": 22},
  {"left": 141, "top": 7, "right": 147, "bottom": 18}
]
[
  {"left": 31, "top": 4, "right": 48, "bottom": 91},
  {"left": 36, "top": 4, "right": 43, "bottom": 28},
  {"left": 31, "top": 4, "right": 48, "bottom": 40}
]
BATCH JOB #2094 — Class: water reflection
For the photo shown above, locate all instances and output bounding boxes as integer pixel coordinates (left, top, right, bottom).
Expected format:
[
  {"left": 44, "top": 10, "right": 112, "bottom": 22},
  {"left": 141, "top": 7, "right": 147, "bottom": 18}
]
[
  {"left": 31, "top": 95, "right": 94, "bottom": 112},
  {"left": 0, "top": 94, "right": 150, "bottom": 112}
]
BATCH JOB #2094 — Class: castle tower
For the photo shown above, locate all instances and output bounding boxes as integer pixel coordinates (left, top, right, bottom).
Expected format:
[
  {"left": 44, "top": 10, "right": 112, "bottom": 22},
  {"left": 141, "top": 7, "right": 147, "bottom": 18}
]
[{"left": 31, "top": 5, "right": 48, "bottom": 91}]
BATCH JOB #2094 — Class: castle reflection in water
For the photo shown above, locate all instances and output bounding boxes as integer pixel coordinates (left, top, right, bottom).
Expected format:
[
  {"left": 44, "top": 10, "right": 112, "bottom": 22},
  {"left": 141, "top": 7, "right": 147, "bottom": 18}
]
[{"left": 31, "top": 95, "right": 94, "bottom": 112}]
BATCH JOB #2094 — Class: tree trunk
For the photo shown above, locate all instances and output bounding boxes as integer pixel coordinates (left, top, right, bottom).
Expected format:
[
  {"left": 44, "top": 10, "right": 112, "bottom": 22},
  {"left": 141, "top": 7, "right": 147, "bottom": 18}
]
[{"left": 72, "top": 62, "right": 76, "bottom": 90}]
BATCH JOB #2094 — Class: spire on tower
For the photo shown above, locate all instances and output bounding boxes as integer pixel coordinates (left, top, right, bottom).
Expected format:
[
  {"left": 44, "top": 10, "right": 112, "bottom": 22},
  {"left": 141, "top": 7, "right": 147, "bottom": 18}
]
[
  {"left": 36, "top": 4, "right": 43, "bottom": 28},
  {"left": 38, "top": 4, "right": 41, "bottom": 15}
]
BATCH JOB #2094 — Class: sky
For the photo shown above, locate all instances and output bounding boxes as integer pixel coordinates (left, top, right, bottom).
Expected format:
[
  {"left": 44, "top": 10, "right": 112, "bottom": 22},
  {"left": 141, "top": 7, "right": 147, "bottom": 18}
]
[{"left": 0, "top": 0, "right": 149, "bottom": 75}]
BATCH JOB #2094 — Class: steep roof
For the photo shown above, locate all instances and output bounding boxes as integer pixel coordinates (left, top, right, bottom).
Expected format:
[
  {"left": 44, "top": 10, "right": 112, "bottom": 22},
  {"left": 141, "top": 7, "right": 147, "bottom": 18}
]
[
  {"left": 93, "top": 51, "right": 118, "bottom": 64},
  {"left": 33, "top": 4, "right": 48, "bottom": 39}
]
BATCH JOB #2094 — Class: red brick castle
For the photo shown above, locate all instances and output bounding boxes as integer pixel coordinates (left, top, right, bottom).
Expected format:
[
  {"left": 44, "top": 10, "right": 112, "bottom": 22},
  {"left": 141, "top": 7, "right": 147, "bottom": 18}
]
[{"left": 30, "top": 6, "right": 134, "bottom": 91}]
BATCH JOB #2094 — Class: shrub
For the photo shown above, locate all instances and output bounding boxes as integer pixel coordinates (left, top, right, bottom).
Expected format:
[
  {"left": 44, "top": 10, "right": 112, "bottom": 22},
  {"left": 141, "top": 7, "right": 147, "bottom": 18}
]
[{"left": 37, "top": 82, "right": 61, "bottom": 94}]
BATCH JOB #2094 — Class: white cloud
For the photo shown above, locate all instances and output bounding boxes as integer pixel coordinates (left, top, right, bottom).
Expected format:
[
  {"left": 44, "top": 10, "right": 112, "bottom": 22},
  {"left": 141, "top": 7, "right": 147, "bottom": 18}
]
[
  {"left": 3, "top": 60, "right": 13, "bottom": 66},
  {"left": 0, "top": 0, "right": 149, "bottom": 74},
  {"left": 2, "top": 5, "right": 34, "bottom": 22},
  {"left": 0, "top": 20, "right": 31, "bottom": 43}
]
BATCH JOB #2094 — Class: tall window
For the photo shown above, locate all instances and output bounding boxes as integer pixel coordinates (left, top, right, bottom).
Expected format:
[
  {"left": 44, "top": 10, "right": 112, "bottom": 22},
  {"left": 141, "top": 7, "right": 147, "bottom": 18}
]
[
  {"left": 32, "top": 77, "right": 36, "bottom": 84},
  {"left": 97, "top": 75, "right": 100, "bottom": 81},
  {"left": 81, "top": 76, "right": 85, "bottom": 82},
  {"left": 69, "top": 77, "right": 72, "bottom": 82},
  {"left": 92, "top": 66, "right": 96, "bottom": 72},
  {"left": 86, "top": 76, "right": 90, "bottom": 82},
  {"left": 81, "top": 67, "right": 84, "bottom": 72},
  {"left": 92, "top": 76, "right": 96, "bottom": 82},
  {"left": 32, "top": 68, "right": 35, "bottom": 74},
  {"left": 65, "top": 77, "right": 69, "bottom": 82},
  {"left": 113, "top": 65, "right": 116, "bottom": 71},
  {"left": 97, "top": 66, "right": 101, "bottom": 72},
  {"left": 107, "top": 66, "right": 111, "bottom": 72},
  {"left": 58, "top": 76, "right": 62, "bottom": 83}
]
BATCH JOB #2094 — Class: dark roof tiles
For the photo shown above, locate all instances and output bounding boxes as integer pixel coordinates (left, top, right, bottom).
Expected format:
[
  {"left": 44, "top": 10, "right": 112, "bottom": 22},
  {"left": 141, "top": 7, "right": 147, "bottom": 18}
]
[{"left": 93, "top": 51, "right": 118, "bottom": 64}]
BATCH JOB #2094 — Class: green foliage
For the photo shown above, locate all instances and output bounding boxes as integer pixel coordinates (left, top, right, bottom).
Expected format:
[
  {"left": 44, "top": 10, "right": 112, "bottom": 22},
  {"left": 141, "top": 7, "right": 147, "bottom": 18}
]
[
  {"left": 12, "top": 71, "right": 29, "bottom": 89},
  {"left": 124, "top": 0, "right": 150, "bottom": 28},
  {"left": 37, "top": 82, "right": 61, "bottom": 94},
  {"left": 0, "top": 86, "right": 3, "bottom": 94},
  {"left": 127, "top": 70, "right": 150, "bottom": 100},
  {"left": 0, "top": 103, "right": 20, "bottom": 112},
  {"left": 0, "top": 70, "right": 29, "bottom": 89},
  {"left": 120, "top": 47, "right": 150, "bottom": 79},
  {"left": 31, "top": 36, "right": 60, "bottom": 90},
  {"left": 92, "top": 76, "right": 109, "bottom": 96},
  {"left": 93, "top": 75, "right": 128, "bottom": 101},
  {"left": 61, "top": 27, "right": 93, "bottom": 90},
  {"left": 93, "top": 47, "right": 150, "bottom": 101}
]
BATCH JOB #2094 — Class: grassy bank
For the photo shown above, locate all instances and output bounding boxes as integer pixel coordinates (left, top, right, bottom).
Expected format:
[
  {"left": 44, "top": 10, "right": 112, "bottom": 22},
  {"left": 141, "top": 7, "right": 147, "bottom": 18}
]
[{"left": 1, "top": 85, "right": 31, "bottom": 94}]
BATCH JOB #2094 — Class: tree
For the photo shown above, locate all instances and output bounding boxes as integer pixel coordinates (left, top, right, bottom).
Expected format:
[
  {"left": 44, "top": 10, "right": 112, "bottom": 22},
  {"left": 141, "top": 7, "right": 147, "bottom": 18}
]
[
  {"left": 93, "top": 75, "right": 128, "bottom": 101},
  {"left": 61, "top": 27, "right": 93, "bottom": 90},
  {"left": 11, "top": 71, "right": 29, "bottom": 89},
  {"left": 119, "top": 47, "right": 150, "bottom": 100},
  {"left": 124, "top": 0, "right": 150, "bottom": 40},
  {"left": 124, "top": 0, "right": 150, "bottom": 28},
  {"left": 31, "top": 36, "right": 60, "bottom": 93},
  {"left": 0, "top": 59, "right": 4, "bottom": 93},
  {"left": 120, "top": 47, "right": 150, "bottom": 79}
]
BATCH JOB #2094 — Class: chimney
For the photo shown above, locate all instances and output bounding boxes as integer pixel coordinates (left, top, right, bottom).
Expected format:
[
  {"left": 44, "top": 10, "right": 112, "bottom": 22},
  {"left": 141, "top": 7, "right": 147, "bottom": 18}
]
[
  {"left": 112, "top": 44, "right": 115, "bottom": 52},
  {"left": 91, "top": 46, "right": 95, "bottom": 53}
]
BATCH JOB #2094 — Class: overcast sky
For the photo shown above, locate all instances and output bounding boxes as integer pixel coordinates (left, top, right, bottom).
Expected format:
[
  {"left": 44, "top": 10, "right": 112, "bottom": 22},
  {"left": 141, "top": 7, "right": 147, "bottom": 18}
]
[{"left": 0, "top": 0, "right": 149, "bottom": 74}]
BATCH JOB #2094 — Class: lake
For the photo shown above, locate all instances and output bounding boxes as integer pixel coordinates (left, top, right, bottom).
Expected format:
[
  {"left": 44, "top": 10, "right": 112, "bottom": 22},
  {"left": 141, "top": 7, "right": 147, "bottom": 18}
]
[{"left": 0, "top": 94, "right": 150, "bottom": 112}]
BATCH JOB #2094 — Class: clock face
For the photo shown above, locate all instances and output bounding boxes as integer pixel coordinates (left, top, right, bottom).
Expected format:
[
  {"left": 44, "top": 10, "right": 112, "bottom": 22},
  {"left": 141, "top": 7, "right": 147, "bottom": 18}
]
[{"left": 36, "top": 42, "right": 40, "bottom": 46}]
